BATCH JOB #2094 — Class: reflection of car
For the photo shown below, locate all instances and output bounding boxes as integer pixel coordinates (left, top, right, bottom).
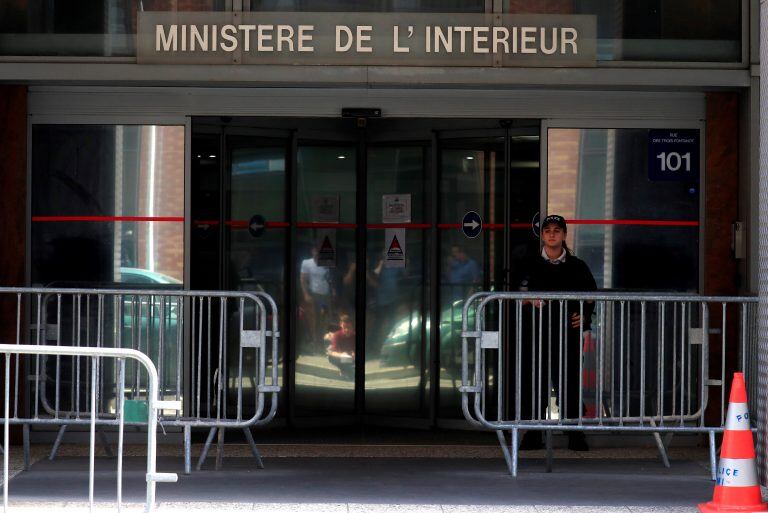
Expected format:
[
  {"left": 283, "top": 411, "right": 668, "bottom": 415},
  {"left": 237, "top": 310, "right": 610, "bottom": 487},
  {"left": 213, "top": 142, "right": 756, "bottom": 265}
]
[
  {"left": 380, "top": 300, "right": 473, "bottom": 370},
  {"left": 39, "top": 268, "right": 182, "bottom": 417},
  {"left": 119, "top": 267, "right": 183, "bottom": 285},
  {"left": 116, "top": 268, "right": 182, "bottom": 399}
]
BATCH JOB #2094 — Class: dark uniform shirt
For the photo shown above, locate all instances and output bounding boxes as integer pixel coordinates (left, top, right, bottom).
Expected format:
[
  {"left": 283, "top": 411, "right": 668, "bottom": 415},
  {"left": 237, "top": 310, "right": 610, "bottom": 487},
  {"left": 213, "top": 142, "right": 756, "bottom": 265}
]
[{"left": 522, "top": 250, "right": 597, "bottom": 330}]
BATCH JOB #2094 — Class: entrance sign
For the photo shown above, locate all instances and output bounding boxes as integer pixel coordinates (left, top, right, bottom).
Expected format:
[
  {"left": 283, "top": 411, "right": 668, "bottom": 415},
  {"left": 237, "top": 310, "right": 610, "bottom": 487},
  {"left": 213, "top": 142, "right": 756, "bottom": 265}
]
[
  {"left": 648, "top": 129, "right": 700, "bottom": 182},
  {"left": 384, "top": 228, "right": 406, "bottom": 268},
  {"left": 138, "top": 12, "right": 597, "bottom": 67},
  {"left": 382, "top": 194, "right": 411, "bottom": 224},
  {"left": 462, "top": 211, "right": 483, "bottom": 239}
]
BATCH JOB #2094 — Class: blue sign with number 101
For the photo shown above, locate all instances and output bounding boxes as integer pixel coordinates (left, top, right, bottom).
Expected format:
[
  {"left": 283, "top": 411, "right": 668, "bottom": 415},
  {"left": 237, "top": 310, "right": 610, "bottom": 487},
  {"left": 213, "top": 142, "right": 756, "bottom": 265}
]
[{"left": 648, "top": 129, "right": 699, "bottom": 182}]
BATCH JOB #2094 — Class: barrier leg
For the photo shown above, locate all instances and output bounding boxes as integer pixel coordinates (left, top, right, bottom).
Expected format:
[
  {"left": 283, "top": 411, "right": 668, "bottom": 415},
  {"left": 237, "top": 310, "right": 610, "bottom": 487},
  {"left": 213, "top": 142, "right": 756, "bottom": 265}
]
[
  {"left": 544, "top": 430, "right": 553, "bottom": 473},
  {"left": 49, "top": 425, "right": 67, "bottom": 461},
  {"left": 649, "top": 419, "right": 670, "bottom": 468},
  {"left": 215, "top": 427, "right": 225, "bottom": 471},
  {"left": 22, "top": 424, "right": 30, "bottom": 471},
  {"left": 183, "top": 425, "right": 192, "bottom": 475},
  {"left": 495, "top": 430, "right": 515, "bottom": 476},
  {"left": 511, "top": 428, "right": 519, "bottom": 477},
  {"left": 708, "top": 430, "right": 717, "bottom": 481},
  {"left": 243, "top": 427, "right": 264, "bottom": 470},
  {"left": 196, "top": 427, "right": 217, "bottom": 471},
  {"left": 652, "top": 432, "right": 671, "bottom": 468},
  {"left": 98, "top": 428, "right": 114, "bottom": 457}
]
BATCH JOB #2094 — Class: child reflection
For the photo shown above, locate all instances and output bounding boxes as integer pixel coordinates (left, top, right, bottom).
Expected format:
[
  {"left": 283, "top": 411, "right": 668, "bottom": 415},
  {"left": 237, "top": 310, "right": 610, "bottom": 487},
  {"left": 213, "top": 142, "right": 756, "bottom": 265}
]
[{"left": 324, "top": 313, "right": 355, "bottom": 379}]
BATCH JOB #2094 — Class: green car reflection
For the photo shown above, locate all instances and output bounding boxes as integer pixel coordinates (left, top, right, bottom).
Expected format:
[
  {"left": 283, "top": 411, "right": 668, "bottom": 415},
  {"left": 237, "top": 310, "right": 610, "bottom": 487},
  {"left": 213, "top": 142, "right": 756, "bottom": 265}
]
[
  {"left": 118, "top": 267, "right": 182, "bottom": 402},
  {"left": 379, "top": 300, "right": 475, "bottom": 373}
]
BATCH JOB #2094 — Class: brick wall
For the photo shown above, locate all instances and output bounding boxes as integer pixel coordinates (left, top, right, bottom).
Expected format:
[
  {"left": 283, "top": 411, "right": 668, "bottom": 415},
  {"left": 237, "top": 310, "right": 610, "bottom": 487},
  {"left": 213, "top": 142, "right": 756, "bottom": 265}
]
[{"left": 546, "top": 128, "right": 580, "bottom": 247}]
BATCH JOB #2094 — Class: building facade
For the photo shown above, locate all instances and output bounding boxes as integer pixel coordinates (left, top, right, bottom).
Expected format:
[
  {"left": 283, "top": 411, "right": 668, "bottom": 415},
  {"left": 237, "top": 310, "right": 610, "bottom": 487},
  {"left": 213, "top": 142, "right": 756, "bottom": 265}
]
[{"left": 0, "top": 0, "right": 762, "bottom": 476}]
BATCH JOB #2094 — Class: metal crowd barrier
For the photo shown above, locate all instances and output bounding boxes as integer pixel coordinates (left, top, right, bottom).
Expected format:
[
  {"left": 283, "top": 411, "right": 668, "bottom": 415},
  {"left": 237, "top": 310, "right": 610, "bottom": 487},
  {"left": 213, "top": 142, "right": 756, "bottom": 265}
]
[
  {"left": 459, "top": 291, "right": 758, "bottom": 478},
  {"left": 0, "top": 343, "right": 178, "bottom": 512},
  {"left": 0, "top": 287, "right": 280, "bottom": 473}
]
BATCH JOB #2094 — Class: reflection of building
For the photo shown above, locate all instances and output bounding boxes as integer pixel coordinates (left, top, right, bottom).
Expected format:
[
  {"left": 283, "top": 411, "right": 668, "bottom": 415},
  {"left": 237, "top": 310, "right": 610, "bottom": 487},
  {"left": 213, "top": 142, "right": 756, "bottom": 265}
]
[{"left": 134, "top": 126, "right": 185, "bottom": 282}]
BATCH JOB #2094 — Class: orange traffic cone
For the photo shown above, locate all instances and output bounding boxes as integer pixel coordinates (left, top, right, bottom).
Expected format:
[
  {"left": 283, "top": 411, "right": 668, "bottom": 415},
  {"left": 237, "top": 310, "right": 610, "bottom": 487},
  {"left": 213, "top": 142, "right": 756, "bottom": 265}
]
[{"left": 699, "top": 372, "right": 767, "bottom": 513}]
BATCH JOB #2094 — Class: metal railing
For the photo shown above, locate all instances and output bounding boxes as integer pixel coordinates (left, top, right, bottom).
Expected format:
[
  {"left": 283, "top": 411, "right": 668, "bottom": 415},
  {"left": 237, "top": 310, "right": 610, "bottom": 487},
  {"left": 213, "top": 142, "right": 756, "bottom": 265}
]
[
  {"left": 459, "top": 291, "right": 758, "bottom": 477},
  {"left": 0, "top": 343, "right": 178, "bottom": 512},
  {"left": 0, "top": 287, "right": 280, "bottom": 473}
]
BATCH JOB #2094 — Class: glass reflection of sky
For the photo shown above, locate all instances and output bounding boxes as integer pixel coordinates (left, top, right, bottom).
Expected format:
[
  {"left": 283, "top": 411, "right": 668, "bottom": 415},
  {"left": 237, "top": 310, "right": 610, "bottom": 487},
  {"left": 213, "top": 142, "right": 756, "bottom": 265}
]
[{"left": 232, "top": 158, "right": 285, "bottom": 176}]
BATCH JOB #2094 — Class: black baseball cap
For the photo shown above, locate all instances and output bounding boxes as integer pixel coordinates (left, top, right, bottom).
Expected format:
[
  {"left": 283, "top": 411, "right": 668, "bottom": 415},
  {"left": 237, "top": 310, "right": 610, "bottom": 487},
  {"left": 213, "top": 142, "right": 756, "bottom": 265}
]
[{"left": 542, "top": 215, "right": 567, "bottom": 231}]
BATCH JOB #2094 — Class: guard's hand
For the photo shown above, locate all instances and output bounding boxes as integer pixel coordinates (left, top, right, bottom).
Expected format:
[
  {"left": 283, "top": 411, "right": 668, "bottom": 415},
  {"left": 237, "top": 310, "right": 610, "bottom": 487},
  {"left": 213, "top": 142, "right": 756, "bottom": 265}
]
[{"left": 570, "top": 313, "right": 581, "bottom": 328}]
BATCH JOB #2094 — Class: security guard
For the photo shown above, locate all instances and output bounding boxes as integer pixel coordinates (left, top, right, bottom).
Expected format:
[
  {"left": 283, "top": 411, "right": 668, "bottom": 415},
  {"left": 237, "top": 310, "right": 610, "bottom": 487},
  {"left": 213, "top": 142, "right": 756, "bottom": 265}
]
[{"left": 518, "top": 214, "right": 597, "bottom": 451}]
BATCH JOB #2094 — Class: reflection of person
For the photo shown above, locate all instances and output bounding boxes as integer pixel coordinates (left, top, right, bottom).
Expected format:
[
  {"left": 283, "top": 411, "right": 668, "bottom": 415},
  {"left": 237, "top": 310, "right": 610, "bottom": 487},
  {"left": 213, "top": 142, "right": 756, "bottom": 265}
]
[
  {"left": 518, "top": 215, "right": 597, "bottom": 451},
  {"left": 447, "top": 245, "right": 481, "bottom": 301},
  {"left": 300, "top": 247, "right": 332, "bottom": 353},
  {"left": 325, "top": 313, "right": 355, "bottom": 379},
  {"left": 368, "top": 254, "right": 406, "bottom": 356}
]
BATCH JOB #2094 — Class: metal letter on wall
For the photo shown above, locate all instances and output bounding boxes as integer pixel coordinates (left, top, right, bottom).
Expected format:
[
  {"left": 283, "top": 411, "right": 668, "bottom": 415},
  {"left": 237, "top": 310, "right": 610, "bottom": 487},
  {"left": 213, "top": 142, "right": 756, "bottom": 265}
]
[{"left": 138, "top": 12, "right": 597, "bottom": 67}]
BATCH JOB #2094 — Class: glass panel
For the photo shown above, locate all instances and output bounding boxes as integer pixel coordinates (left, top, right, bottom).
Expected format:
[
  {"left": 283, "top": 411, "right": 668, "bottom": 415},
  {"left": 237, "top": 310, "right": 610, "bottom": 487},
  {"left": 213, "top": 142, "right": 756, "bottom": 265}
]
[
  {"left": 438, "top": 138, "right": 504, "bottom": 418},
  {"left": 226, "top": 141, "right": 289, "bottom": 413},
  {"left": 0, "top": 0, "right": 227, "bottom": 56},
  {"left": 505, "top": 0, "right": 741, "bottom": 62},
  {"left": 191, "top": 134, "right": 222, "bottom": 290},
  {"left": 365, "top": 145, "right": 429, "bottom": 416},
  {"left": 508, "top": 133, "right": 542, "bottom": 286},
  {"left": 294, "top": 144, "right": 357, "bottom": 416},
  {"left": 547, "top": 128, "right": 699, "bottom": 291},
  {"left": 228, "top": 144, "right": 287, "bottom": 294},
  {"left": 32, "top": 124, "right": 185, "bottom": 417},
  {"left": 250, "top": 0, "right": 484, "bottom": 12},
  {"left": 32, "top": 124, "right": 185, "bottom": 287}
]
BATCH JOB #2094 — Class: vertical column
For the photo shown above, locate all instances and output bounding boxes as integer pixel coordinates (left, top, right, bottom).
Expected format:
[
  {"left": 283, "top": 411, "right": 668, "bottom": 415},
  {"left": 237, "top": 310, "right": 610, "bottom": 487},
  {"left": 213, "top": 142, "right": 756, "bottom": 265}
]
[
  {"left": 704, "top": 92, "right": 739, "bottom": 426},
  {"left": 757, "top": 0, "right": 768, "bottom": 486},
  {"left": 0, "top": 85, "right": 26, "bottom": 444},
  {"left": 0, "top": 85, "right": 26, "bottom": 289}
]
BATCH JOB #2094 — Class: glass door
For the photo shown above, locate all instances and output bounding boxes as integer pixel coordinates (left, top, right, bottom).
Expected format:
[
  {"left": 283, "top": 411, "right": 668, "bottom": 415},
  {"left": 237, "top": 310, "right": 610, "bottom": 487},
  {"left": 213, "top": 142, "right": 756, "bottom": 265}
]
[
  {"left": 192, "top": 119, "right": 540, "bottom": 427},
  {"left": 293, "top": 140, "right": 359, "bottom": 418},
  {"left": 364, "top": 127, "right": 431, "bottom": 420},
  {"left": 435, "top": 126, "right": 540, "bottom": 421},
  {"left": 437, "top": 131, "right": 506, "bottom": 419}
]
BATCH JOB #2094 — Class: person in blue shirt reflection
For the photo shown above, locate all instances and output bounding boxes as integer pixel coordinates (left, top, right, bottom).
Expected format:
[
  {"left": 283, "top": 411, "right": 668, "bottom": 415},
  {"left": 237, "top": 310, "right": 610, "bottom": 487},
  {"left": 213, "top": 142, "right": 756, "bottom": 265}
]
[{"left": 447, "top": 245, "right": 481, "bottom": 302}]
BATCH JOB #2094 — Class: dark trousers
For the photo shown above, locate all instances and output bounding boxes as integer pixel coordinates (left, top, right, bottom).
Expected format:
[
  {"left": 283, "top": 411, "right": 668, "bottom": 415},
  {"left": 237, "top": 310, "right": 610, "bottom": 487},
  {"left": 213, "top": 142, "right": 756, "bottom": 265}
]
[{"left": 510, "top": 306, "right": 584, "bottom": 422}]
